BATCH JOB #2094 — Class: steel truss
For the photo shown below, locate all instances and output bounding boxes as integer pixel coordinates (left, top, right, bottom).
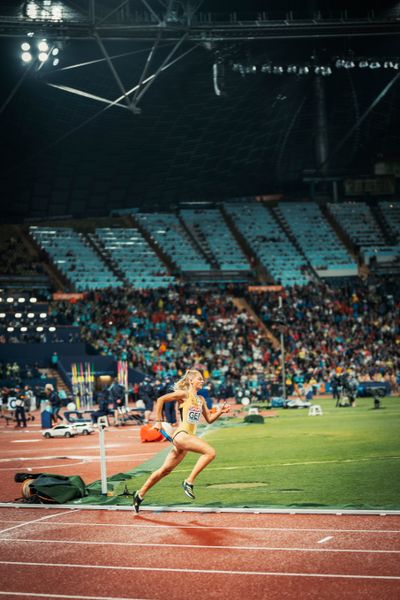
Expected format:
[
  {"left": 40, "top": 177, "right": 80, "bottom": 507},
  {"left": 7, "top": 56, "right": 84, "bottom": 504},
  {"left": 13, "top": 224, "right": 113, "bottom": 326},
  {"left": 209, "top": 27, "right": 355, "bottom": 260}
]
[{"left": 0, "top": 1, "right": 400, "bottom": 41}]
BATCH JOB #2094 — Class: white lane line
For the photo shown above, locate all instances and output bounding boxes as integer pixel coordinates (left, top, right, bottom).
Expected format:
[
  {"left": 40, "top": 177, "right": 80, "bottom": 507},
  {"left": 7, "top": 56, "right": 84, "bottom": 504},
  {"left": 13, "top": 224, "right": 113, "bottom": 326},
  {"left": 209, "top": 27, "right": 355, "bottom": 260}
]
[
  {"left": 0, "top": 593, "right": 149, "bottom": 600},
  {"left": 0, "top": 593, "right": 150, "bottom": 600},
  {"left": 11, "top": 440, "right": 41, "bottom": 444},
  {"left": 173, "top": 455, "right": 400, "bottom": 472},
  {"left": 0, "top": 520, "right": 397, "bottom": 535},
  {"left": 318, "top": 536, "right": 333, "bottom": 544},
  {"left": 0, "top": 537, "right": 399, "bottom": 554},
  {"left": 0, "top": 510, "right": 80, "bottom": 534},
  {"left": 0, "top": 453, "right": 156, "bottom": 463},
  {"left": 0, "top": 461, "right": 88, "bottom": 471},
  {"left": 1, "top": 561, "right": 399, "bottom": 580}
]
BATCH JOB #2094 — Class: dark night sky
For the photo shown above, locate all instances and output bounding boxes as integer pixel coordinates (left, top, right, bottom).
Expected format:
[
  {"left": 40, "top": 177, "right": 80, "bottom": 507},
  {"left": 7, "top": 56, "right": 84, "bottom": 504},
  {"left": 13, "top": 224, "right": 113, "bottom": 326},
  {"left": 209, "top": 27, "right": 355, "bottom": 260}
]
[{"left": 1, "top": 1, "right": 400, "bottom": 220}]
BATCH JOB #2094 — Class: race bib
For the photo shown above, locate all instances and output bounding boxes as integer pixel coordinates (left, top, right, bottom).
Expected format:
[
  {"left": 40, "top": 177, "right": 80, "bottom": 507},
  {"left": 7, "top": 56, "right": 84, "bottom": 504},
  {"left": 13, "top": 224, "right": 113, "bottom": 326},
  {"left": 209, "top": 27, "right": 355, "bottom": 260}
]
[{"left": 187, "top": 406, "right": 202, "bottom": 424}]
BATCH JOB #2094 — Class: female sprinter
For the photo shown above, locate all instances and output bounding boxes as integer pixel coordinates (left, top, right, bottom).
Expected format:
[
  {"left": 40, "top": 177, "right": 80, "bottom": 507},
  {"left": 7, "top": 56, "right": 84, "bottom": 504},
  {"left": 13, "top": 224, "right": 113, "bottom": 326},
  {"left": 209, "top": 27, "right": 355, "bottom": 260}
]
[{"left": 133, "top": 369, "right": 230, "bottom": 512}]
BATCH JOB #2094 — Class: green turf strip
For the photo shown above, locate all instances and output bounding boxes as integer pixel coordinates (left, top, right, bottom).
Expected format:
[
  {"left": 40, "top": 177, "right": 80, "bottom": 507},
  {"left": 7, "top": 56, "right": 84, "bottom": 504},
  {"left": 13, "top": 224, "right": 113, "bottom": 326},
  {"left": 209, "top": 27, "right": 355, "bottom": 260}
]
[{"left": 72, "top": 396, "right": 400, "bottom": 510}]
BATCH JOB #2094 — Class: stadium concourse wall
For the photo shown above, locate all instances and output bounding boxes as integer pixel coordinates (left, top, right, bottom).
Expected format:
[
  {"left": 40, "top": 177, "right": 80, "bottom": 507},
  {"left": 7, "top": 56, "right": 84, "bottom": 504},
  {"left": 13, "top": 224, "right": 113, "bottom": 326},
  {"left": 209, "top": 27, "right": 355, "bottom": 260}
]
[{"left": 0, "top": 342, "right": 86, "bottom": 365}]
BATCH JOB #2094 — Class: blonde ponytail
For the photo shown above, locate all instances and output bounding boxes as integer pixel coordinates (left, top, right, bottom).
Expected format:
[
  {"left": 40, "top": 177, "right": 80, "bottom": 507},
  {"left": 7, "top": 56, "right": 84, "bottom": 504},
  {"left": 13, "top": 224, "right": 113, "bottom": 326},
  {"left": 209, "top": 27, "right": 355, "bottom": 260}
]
[{"left": 173, "top": 369, "right": 202, "bottom": 394}]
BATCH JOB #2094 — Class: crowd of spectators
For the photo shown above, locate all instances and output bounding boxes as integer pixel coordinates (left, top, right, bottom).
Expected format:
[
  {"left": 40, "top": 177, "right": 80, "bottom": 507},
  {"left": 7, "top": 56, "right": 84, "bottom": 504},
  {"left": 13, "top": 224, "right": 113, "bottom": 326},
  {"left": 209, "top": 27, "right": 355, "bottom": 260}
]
[
  {"left": 0, "top": 362, "right": 41, "bottom": 383},
  {"left": 51, "top": 285, "right": 274, "bottom": 399},
  {"left": 48, "top": 279, "right": 399, "bottom": 398},
  {"left": 246, "top": 277, "right": 399, "bottom": 394},
  {"left": 1, "top": 276, "right": 399, "bottom": 403}
]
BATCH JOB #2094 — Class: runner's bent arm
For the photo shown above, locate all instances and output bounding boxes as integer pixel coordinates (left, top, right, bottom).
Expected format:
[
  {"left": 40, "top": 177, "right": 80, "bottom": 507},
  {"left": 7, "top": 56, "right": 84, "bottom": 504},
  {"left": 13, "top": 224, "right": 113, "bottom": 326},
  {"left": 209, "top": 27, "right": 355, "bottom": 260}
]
[
  {"left": 153, "top": 390, "right": 186, "bottom": 429},
  {"left": 202, "top": 401, "right": 230, "bottom": 424}
]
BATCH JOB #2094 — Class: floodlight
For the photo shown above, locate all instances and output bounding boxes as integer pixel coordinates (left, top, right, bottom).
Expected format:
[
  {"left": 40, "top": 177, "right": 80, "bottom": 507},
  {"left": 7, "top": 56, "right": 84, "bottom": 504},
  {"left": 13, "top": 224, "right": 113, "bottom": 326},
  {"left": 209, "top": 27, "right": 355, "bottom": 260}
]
[
  {"left": 20, "top": 327, "right": 28, "bottom": 332},
  {"left": 27, "top": 313, "right": 35, "bottom": 318},
  {"left": 38, "top": 40, "right": 49, "bottom": 52},
  {"left": 15, "top": 313, "right": 22, "bottom": 319},
  {"left": 52, "top": 48, "right": 59, "bottom": 56},
  {"left": 30, "top": 297, "right": 37, "bottom": 303},
  {"left": 21, "top": 52, "right": 33, "bottom": 63},
  {"left": 370, "top": 61, "right": 381, "bottom": 69},
  {"left": 0, "top": 313, "right": 5, "bottom": 319},
  {"left": 49, "top": 326, "right": 56, "bottom": 332},
  {"left": 7, "top": 327, "right": 14, "bottom": 332},
  {"left": 36, "top": 326, "right": 44, "bottom": 332},
  {"left": 6, "top": 297, "right": 14, "bottom": 303},
  {"left": 38, "top": 52, "right": 48, "bottom": 62},
  {"left": 39, "top": 313, "right": 47, "bottom": 318},
  {"left": 21, "top": 42, "right": 31, "bottom": 51},
  {"left": 18, "top": 297, "right": 26, "bottom": 303},
  {"left": 52, "top": 58, "right": 59, "bottom": 66}
]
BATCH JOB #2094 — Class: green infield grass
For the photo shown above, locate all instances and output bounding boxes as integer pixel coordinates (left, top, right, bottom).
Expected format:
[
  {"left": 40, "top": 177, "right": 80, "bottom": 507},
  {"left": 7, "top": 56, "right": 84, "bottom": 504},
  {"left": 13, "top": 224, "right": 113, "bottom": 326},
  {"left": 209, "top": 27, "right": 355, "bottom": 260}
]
[{"left": 120, "top": 396, "right": 400, "bottom": 510}]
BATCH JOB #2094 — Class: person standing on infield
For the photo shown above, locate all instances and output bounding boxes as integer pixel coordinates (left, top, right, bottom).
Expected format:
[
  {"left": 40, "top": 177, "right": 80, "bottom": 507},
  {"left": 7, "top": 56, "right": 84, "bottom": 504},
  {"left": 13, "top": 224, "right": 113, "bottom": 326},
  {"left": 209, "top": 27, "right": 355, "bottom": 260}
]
[{"left": 133, "top": 369, "right": 230, "bottom": 512}]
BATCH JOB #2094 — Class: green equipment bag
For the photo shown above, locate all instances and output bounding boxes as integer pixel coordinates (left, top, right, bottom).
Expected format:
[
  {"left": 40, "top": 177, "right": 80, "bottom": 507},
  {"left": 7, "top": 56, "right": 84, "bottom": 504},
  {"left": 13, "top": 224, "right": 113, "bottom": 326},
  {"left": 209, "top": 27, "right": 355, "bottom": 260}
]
[{"left": 15, "top": 472, "right": 87, "bottom": 504}]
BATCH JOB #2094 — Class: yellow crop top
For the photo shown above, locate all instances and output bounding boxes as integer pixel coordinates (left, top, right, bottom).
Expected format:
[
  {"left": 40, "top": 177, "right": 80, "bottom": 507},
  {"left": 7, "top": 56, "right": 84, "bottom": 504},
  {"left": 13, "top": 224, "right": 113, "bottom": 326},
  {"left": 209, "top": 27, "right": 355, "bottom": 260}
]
[{"left": 175, "top": 392, "right": 204, "bottom": 436}]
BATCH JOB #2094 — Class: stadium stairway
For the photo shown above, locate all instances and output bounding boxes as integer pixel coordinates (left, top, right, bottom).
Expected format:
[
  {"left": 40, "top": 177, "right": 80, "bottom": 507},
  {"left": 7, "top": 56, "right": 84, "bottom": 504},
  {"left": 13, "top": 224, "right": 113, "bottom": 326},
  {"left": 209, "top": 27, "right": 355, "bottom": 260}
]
[
  {"left": 320, "top": 204, "right": 361, "bottom": 269},
  {"left": 367, "top": 199, "right": 399, "bottom": 246},
  {"left": 232, "top": 297, "right": 280, "bottom": 349},
  {"left": 177, "top": 213, "right": 214, "bottom": 268},
  {"left": 127, "top": 214, "right": 176, "bottom": 274},
  {"left": 40, "top": 368, "right": 71, "bottom": 394},
  {"left": 220, "top": 205, "right": 272, "bottom": 284},
  {"left": 269, "top": 205, "right": 319, "bottom": 283},
  {"left": 85, "top": 232, "right": 126, "bottom": 285}
]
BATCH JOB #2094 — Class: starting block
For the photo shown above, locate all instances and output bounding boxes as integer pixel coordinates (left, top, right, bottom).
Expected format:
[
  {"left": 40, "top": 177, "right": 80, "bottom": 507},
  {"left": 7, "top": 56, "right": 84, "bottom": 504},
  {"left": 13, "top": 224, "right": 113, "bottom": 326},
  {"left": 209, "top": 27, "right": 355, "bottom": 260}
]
[
  {"left": 308, "top": 405, "right": 323, "bottom": 416},
  {"left": 248, "top": 407, "right": 259, "bottom": 415}
]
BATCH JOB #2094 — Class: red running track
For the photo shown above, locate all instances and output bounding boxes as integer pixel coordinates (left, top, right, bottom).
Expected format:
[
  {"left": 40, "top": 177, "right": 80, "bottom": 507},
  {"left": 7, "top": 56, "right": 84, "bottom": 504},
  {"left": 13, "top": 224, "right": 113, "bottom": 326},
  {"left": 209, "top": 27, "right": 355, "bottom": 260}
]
[{"left": 0, "top": 509, "right": 399, "bottom": 600}]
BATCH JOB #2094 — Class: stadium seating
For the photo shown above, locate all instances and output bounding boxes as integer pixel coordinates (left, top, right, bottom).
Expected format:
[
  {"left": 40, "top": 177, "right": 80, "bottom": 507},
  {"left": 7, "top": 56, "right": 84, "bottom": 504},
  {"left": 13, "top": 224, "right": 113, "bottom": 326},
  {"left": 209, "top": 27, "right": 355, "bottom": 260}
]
[
  {"left": 275, "top": 202, "right": 357, "bottom": 273},
  {"left": 224, "top": 201, "right": 309, "bottom": 286},
  {"left": 30, "top": 226, "right": 122, "bottom": 291},
  {"left": 327, "top": 202, "right": 400, "bottom": 265},
  {"left": 94, "top": 228, "right": 175, "bottom": 289},
  {"left": 179, "top": 208, "right": 250, "bottom": 271},
  {"left": 135, "top": 213, "right": 212, "bottom": 271}
]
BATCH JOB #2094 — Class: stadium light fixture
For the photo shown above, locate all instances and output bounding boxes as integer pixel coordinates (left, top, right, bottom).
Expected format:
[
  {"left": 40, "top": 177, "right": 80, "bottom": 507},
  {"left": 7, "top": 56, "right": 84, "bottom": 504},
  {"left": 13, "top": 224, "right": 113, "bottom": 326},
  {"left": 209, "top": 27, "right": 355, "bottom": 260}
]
[
  {"left": 27, "top": 313, "right": 35, "bottom": 319},
  {"left": 38, "top": 40, "right": 49, "bottom": 52},
  {"left": 21, "top": 52, "right": 33, "bottom": 63},
  {"left": 6, "top": 297, "right": 14, "bottom": 303},
  {"left": 21, "top": 42, "right": 31, "bottom": 51},
  {"left": 0, "top": 313, "right": 5, "bottom": 319},
  {"left": 15, "top": 313, "right": 22, "bottom": 319},
  {"left": 52, "top": 48, "right": 59, "bottom": 56},
  {"left": 38, "top": 52, "right": 49, "bottom": 62},
  {"left": 39, "top": 313, "right": 47, "bottom": 318},
  {"left": 18, "top": 297, "right": 26, "bottom": 303},
  {"left": 49, "top": 326, "right": 56, "bottom": 332},
  {"left": 20, "top": 327, "right": 28, "bottom": 332},
  {"left": 7, "top": 327, "right": 14, "bottom": 332},
  {"left": 36, "top": 326, "right": 44, "bottom": 332},
  {"left": 30, "top": 297, "right": 37, "bottom": 303}
]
